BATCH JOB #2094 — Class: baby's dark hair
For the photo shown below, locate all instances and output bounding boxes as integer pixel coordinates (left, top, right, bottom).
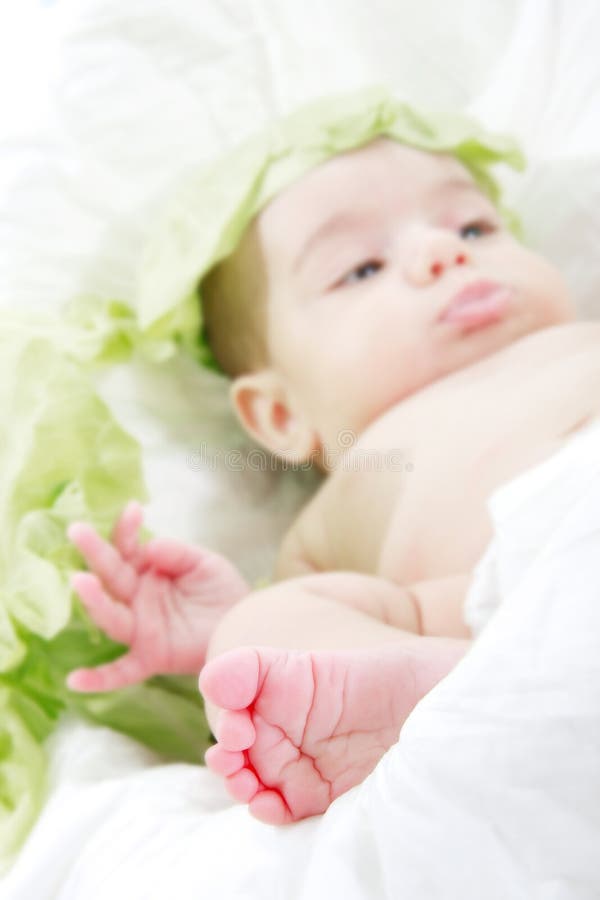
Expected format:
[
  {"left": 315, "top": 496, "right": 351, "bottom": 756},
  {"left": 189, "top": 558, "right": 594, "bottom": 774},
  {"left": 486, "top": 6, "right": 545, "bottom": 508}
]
[{"left": 200, "top": 231, "right": 270, "bottom": 379}]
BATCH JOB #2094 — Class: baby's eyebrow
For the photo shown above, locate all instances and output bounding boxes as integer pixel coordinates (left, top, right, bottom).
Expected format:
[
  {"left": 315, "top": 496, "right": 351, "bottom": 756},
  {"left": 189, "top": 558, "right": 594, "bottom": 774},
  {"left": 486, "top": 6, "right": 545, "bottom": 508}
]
[
  {"left": 292, "top": 212, "right": 366, "bottom": 274},
  {"left": 440, "top": 177, "right": 482, "bottom": 196},
  {"left": 292, "top": 177, "right": 483, "bottom": 274}
]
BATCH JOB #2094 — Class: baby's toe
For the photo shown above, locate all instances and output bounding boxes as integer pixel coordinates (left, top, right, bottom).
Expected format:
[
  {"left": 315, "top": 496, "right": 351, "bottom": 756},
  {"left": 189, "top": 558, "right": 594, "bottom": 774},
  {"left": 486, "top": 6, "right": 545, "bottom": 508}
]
[
  {"left": 249, "top": 790, "right": 292, "bottom": 825},
  {"left": 216, "top": 709, "right": 255, "bottom": 751},
  {"left": 204, "top": 745, "right": 245, "bottom": 777},
  {"left": 225, "top": 768, "right": 259, "bottom": 802},
  {"left": 199, "top": 648, "right": 260, "bottom": 709}
]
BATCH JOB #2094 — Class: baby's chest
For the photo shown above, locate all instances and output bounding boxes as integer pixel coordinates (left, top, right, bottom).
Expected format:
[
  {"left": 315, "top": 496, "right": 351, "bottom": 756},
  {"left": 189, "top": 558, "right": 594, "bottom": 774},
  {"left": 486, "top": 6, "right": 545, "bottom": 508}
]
[
  {"left": 325, "top": 392, "right": 592, "bottom": 585},
  {"left": 388, "top": 416, "right": 600, "bottom": 590},
  {"left": 312, "top": 327, "right": 600, "bottom": 582}
]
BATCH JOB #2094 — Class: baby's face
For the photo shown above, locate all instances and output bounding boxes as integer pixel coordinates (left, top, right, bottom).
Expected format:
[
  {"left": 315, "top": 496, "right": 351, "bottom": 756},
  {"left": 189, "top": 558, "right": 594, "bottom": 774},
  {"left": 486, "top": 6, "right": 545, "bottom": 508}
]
[{"left": 244, "top": 138, "right": 574, "bottom": 452}]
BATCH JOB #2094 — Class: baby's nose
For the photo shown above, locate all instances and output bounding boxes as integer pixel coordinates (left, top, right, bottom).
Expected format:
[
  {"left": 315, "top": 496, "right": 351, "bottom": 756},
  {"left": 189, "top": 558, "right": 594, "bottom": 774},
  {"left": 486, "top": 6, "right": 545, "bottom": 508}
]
[{"left": 403, "top": 227, "right": 469, "bottom": 287}]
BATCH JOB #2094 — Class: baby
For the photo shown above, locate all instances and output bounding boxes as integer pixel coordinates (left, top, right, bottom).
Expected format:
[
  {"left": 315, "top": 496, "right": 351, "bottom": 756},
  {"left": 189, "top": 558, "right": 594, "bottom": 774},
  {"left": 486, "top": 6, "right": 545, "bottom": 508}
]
[{"left": 67, "top": 135, "right": 600, "bottom": 826}]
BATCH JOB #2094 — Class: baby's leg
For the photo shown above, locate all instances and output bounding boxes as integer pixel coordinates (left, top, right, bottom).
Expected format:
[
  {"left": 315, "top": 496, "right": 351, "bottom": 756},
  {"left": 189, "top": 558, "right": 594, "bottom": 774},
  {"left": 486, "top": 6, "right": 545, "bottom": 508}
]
[{"left": 200, "top": 573, "right": 469, "bottom": 823}]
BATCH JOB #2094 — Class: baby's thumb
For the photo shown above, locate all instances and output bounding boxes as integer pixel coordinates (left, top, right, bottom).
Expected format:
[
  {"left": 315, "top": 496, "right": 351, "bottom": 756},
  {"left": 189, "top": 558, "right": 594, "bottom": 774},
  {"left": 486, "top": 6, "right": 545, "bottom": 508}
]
[{"left": 66, "top": 654, "right": 147, "bottom": 693}]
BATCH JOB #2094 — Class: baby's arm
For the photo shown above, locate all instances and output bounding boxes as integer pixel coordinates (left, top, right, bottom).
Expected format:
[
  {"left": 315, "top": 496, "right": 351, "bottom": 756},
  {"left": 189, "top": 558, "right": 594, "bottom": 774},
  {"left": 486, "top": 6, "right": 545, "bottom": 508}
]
[
  {"left": 407, "top": 574, "right": 474, "bottom": 638},
  {"left": 67, "top": 496, "right": 470, "bottom": 697},
  {"left": 275, "top": 516, "right": 472, "bottom": 639}
]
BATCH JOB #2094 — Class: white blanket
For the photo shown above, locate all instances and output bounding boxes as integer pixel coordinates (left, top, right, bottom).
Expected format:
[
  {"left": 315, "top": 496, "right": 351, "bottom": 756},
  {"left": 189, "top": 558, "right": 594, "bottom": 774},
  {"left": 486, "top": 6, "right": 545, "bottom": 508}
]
[
  {"left": 2, "top": 0, "right": 600, "bottom": 896},
  {"left": 5, "top": 415, "right": 600, "bottom": 899}
]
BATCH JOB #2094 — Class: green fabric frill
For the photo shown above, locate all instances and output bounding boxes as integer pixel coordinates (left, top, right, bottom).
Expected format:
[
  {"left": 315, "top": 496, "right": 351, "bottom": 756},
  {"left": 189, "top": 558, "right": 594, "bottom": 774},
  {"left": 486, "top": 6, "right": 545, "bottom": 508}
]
[
  {"left": 135, "top": 84, "right": 526, "bottom": 373},
  {"left": 0, "top": 304, "right": 212, "bottom": 872}
]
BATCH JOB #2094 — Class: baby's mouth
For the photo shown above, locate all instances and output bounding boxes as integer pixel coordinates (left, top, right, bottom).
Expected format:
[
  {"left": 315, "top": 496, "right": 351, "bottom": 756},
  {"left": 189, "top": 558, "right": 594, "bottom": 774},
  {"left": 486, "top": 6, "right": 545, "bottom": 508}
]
[{"left": 437, "top": 280, "right": 512, "bottom": 332}]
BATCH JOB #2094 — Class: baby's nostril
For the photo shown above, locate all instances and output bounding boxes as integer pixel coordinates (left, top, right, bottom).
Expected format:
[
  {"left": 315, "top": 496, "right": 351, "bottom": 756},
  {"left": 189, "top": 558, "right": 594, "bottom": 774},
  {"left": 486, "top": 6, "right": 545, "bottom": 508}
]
[
  {"left": 430, "top": 262, "right": 443, "bottom": 276},
  {"left": 455, "top": 254, "right": 466, "bottom": 265}
]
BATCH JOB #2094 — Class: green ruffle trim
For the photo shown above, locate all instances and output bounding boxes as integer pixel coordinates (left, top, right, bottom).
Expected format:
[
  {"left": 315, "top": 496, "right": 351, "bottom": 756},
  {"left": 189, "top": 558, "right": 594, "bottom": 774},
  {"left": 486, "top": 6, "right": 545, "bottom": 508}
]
[
  {"left": 0, "top": 304, "right": 212, "bottom": 872},
  {"left": 135, "top": 84, "right": 526, "bottom": 372}
]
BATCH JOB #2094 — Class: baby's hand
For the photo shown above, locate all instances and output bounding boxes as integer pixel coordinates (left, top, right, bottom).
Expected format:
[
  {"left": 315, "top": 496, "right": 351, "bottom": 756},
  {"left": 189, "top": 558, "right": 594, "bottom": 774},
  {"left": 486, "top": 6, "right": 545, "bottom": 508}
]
[{"left": 66, "top": 501, "right": 250, "bottom": 692}]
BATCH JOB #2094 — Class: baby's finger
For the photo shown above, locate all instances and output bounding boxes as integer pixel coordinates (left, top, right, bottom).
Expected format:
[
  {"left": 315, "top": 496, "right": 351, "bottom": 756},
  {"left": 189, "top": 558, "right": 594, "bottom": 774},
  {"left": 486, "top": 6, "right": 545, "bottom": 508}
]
[
  {"left": 67, "top": 522, "right": 138, "bottom": 604},
  {"left": 112, "top": 500, "right": 145, "bottom": 563},
  {"left": 71, "top": 572, "right": 134, "bottom": 644},
  {"left": 66, "top": 653, "right": 147, "bottom": 693},
  {"left": 143, "top": 538, "right": 206, "bottom": 577}
]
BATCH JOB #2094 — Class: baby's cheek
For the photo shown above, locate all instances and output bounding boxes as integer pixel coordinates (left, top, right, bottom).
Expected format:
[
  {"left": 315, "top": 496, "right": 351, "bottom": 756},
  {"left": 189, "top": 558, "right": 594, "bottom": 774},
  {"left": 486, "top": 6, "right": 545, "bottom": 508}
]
[
  {"left": 534, "top": 256, "right": 574, "bottom": 319},
  {"left": 502, "top": 245, "right": 569, "bottom": 317}
]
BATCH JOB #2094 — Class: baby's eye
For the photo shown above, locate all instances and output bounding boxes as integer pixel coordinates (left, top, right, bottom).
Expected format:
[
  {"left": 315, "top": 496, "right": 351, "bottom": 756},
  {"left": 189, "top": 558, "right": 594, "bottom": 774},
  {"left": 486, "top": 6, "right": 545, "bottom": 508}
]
[
  {"left": 459, "top": 219, "right": 497, "bottom": 240},
  {"left": 340, "top": 259, "right": 384, "bottom": 286}
]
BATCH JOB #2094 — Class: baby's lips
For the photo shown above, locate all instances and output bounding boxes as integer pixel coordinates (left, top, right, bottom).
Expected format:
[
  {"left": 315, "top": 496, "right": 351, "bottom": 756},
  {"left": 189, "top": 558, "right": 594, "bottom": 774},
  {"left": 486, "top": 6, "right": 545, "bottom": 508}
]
[{"left": 437, "top": 281, "right": 512, "bottom": 327}]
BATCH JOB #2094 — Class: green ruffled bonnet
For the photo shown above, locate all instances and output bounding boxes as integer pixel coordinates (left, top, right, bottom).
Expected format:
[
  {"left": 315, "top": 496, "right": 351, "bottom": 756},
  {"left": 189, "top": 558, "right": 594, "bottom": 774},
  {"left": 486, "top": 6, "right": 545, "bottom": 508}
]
[{"left": 135, "top": 84, "right": 525, "bottom": 373}]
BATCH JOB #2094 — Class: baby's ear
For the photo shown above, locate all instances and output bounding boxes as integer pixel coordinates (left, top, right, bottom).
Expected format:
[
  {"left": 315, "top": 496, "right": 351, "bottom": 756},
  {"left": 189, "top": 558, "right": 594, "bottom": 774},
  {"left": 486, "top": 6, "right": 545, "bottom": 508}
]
[{"left": 229, "top": 371, "right": 320, "bottom": 464}]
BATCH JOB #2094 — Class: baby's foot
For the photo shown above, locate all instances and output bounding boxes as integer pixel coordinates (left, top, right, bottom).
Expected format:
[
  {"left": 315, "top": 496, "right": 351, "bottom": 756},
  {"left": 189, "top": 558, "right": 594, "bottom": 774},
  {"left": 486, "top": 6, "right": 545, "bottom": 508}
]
[{"left": 199, "top": 640, "right": 464, "bottom": 824}]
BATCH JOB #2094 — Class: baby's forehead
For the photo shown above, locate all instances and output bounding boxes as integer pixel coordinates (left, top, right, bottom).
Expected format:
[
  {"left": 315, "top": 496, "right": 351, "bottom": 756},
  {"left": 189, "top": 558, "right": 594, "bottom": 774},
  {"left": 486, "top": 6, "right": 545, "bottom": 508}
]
[
  {"left": 251, "top": 139, "right": 477, "bottom": 252},
  {"left": 276, "top": 140, "right": 469, "bottom": 214},
  {"left": 324, "top": 136, "right": 470, "bottom": 179}
]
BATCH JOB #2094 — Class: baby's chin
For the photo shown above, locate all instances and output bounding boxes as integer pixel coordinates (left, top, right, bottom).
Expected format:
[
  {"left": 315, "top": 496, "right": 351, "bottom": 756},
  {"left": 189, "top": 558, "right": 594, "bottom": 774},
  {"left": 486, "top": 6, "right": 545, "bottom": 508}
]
[
  {"left": 543, "top": 280, "right": 578, "bottom": 324},
  {"left": 492, "top": 291, "right": 577, "bottom": 348},
  {"left": 531, "top": 298, "right": 578, "bottom": 334}
]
